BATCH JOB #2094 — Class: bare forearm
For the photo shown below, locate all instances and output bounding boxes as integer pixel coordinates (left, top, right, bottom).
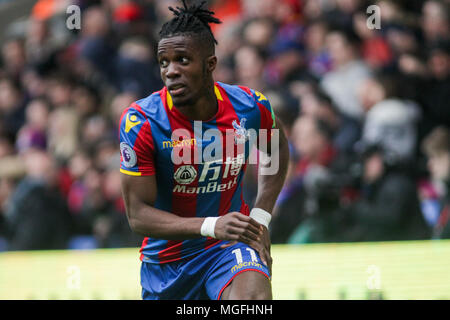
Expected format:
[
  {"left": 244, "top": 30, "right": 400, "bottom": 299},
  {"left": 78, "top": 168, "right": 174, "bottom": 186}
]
[
  {"left": 121, "top": 174, "right": 205, "bottom": 240},
  {"left": 128, "top": 205, "right": 204, "bottom": 239},
  {"left": 254, "top": 132, "right": 290, "bottom": 213},
  {"left": 128, "top": 205, "right": 264, "bottom": 246}
]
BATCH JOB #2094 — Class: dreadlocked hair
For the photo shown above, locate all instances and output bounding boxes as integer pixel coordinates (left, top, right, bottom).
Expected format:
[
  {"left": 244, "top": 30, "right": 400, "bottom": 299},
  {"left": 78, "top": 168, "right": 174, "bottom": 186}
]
[{"left": 159, "top": 0, "right": 221, "bottom": 50}]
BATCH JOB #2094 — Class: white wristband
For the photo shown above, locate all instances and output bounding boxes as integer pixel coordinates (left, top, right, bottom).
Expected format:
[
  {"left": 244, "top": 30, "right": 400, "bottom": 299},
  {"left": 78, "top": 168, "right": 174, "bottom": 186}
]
[
  {"left": 200, "top": 217, "right": 219, "bottom": 238},
  {"left": 250, "top": 208, "right": 271, "bottom": 228}
]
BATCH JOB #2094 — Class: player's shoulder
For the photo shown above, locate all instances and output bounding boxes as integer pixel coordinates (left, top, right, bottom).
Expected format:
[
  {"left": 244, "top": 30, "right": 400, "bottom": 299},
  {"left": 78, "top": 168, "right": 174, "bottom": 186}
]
[
  {"left": 120, "top": 89, "right": 166, "bottom": 123},
  {"left": 217, "top": 81, "right": 256, "bottom": 101},
  {"left": 217, "top": 82, "right": 271, "bottom": 109},
  {"left": 134, "top": 89, "right": 166, "bottom": 118}
]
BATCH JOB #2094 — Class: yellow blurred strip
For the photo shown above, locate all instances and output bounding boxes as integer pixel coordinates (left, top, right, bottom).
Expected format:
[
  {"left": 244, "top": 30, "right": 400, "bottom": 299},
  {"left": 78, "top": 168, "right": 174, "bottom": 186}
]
[
  {"left": 120, "top": 168, "right": 142, "bottom": 176},
  {"left": 214, "top": 85, "right": 223, "bottom": 101},
  {"left": 166, "top": 91, "right": 173, "bottom": 110}
]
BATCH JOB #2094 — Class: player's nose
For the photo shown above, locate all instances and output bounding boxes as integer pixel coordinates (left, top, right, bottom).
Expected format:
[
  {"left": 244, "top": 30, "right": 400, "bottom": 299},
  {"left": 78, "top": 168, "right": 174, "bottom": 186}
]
[{"left": 165, "top": 62, "right": 181, "bottom": 79}]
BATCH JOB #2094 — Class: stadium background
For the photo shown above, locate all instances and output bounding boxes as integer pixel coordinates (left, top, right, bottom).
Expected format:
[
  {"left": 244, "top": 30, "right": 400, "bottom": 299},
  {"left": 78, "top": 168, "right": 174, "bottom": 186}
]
[{"left": 0, "top": 0, "right": 449, "bottom": 300}]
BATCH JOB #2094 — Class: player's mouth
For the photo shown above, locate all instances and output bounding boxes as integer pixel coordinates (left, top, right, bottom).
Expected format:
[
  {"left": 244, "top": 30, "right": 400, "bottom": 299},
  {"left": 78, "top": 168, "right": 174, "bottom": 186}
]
[{"left": 168, "top": 83, "right": 187, "bottom": 96}]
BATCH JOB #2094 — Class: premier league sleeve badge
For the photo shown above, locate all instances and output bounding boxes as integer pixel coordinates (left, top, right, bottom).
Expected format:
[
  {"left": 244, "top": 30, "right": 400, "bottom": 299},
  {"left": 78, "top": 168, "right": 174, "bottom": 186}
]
[{"left": 120, "top": 142, "right": 138, "bottom": 168}]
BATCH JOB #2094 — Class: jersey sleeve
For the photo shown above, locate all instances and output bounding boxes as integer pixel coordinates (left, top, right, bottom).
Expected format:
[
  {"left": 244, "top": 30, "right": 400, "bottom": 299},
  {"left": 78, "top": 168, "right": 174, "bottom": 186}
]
[
  {"left": 119, "top": 103, "right": 155, "bottom": 176},
  {"left": 249, "top": 89, "right": 276, "bottom": 146},
  {"left": 250, "top": 89, "right": 276, "bottom": 130}
]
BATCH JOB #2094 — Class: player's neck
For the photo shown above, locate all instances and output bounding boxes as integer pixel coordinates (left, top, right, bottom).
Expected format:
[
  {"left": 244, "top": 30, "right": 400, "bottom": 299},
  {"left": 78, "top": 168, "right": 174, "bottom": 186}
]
[{"left": 176, "top": 85, "right": 218, "bottom": 121}]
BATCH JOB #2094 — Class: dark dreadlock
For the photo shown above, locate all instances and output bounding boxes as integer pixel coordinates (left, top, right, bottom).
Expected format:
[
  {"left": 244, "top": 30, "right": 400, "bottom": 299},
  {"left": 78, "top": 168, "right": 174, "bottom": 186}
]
[{"left": 159, "top": 0, "right": 221, "bottom": 53}]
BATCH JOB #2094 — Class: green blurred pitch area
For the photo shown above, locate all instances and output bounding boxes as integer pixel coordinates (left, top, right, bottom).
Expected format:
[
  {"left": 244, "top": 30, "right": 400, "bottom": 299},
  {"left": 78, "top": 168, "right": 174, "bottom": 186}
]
[{"left": 0, "top": 240, "right": 449, "bottom": 300}]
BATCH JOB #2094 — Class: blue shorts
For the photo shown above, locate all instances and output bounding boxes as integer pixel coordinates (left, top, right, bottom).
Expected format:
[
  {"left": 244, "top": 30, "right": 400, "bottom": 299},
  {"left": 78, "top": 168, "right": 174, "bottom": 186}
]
[{"left": 140, "top": 241, "right": 271, "bottom": 300}]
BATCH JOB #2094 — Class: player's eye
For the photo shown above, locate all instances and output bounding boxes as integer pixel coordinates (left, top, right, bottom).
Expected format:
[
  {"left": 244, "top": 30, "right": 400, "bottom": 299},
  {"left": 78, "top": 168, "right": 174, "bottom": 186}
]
[
  {"left": 180, "top": 57, "right": 189, "bottom": 64},
  {"left": 159, "top": 59, "right": 169, "bottom": 68}
]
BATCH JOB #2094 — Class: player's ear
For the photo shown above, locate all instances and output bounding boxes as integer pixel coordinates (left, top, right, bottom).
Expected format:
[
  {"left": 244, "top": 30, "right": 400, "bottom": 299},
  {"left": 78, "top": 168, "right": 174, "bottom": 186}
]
[{"left": 206, "top": 55, "right": 217, "bottom": 73}]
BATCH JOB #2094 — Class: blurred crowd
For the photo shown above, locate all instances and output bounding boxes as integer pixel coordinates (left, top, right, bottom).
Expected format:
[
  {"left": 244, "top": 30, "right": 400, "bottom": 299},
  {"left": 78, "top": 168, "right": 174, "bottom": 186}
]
[{"left": 0, "top": 0, "right": 448, "bottom": 251}]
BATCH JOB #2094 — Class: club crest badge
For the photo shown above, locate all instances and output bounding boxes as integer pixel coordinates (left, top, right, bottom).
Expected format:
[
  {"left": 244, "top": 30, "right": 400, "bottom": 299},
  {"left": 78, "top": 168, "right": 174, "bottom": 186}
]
[
  {"left": 232, "top": 118, "right": 249, "bottom": 145},
  {"left": 174, "top": 165, "right": 197, "bottom": 185}
]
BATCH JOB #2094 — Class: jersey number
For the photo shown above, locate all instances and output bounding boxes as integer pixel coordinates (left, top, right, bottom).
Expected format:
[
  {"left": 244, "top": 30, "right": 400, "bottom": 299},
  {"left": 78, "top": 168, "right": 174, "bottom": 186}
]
[{"left": 231, "top": 248, "right": 258, "bottom": 264}]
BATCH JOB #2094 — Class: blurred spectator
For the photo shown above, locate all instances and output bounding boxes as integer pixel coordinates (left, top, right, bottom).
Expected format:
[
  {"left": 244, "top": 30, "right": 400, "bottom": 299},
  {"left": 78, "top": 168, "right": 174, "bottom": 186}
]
[
  {"left": 421, "top": 0, "right": 450, "bottom": 45},
  {"left": 417, "top": 41, "right": 450, "bottom": 138},
  {"left": 71, "top": 83, "right": 101, "bottom": 120},
  {"left": 1, "top": 38, "right": 27, "bottom": 80},
  {"left": 0, "top": 131, "right": 15, "bottom": 158},
  {"left": 242, "top": 18, "right": 276, "bottom": 51},
  {"left": 116, "top": 37, "right": 162, "bottom": 97},
  {"left": 79, "top": 115, "right": 114, "bottom": 150},
  {"left": 241, "top": 0, "right": 280, "bottom": 20},
  {"left": 266, "top": 46, "right": 304, "bottom": 86},
  {"left": 234, "top": 45, "right": 268, "bottom": 91},
  {"left": 76, "top": 6, "right": 117, "bottom": 87},
  {"left": 0, "top": 76, "right": 28, "bottom": 137},
  {"left": 325, "top": 0, "right": 363, "bottom": 30},
  {"left": 300, "top": 89, "right": 361, "bottom": 153},
  {"left": 303, "top": 18, "right": 332, "bottom": 78},
  {"left": 45, "top": 73, "right": 73, "bottom": 108},
  {"left": 0, "top": 177, "right": 15, "bottom": 249},
  {"left": 3, "top": 149, "right": 71, "bottom": 250},
  {"left": 95, "top": 137, "right": 119, "bottom": 171},
  {"left": 376, "top": 0, "right": 405, "bottom": 25},
  {"left": 271, "top": 115, "right": 338, "bottom": 243},
  {"left": 360, "top": 98, "right": 421, "bottom": 165},
  {"left": 109, "top": 0, "right": 152, "bottom": 41},
  {"left": 73, "top": 166, "right": 106, "bottom": 245},
  {"left": 385, "top": 25, "right": 419, "bottom": 59},
  {"left": 303, "top": 0, "right": 332, "bottom": 21},
  {"left": 46, "top": 102, "right": 79, "bottom": 161},
  {"left": 291, "top": 116, "right": 337, "bottom": 183},
  {"left": 353, "top": 10, "right": 394, "bottom": 69},
  {"left": 358, "top": 72, "right": 421, "bottom": 164},
  {"left": 358, "top": 72, "right": 394, "bottom": 111},
  {"left": 24, "top": 17, "right": 62, "bottom": 71},
  {"left": 265, "top": 89, "right": 299, "bottom": 134},
  {"left": 20, "top": 68, "right": 48, "bottom": 99},
  {"left": 265, "top": 23, "right": 304, "bottom": 85},
  {"left": 15, "top": 98, "right": 49, "bottom": 153},
  {"left": 66, "top": 148, "right": 93, "bottom": 224},
  {"left": 320, "top": 27, "right": 372, "bottom": 121},
  {"left": 338, "top": 144, "right": 431, "bottom": 242},
  {"left": 418, "top": 127, "right": 450, "bottom": 239}
]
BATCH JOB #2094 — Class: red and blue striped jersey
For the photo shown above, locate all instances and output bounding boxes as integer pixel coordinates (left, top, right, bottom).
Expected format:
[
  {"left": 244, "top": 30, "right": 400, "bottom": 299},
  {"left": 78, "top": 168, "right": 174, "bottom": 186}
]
[{"left": 119, "top": 82, "right": 275, "bottom": 264}]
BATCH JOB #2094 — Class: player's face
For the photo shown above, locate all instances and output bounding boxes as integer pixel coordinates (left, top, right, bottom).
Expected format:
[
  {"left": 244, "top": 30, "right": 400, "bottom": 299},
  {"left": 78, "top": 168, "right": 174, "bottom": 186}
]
[{"left": 157, "top": 35, "right": 215, "bottom": 106}]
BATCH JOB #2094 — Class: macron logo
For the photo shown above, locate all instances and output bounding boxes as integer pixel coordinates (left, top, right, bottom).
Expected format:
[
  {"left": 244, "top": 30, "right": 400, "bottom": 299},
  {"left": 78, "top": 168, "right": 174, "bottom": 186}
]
[{"left": 125, "top": 113, "right": 141, "bottom": 133}]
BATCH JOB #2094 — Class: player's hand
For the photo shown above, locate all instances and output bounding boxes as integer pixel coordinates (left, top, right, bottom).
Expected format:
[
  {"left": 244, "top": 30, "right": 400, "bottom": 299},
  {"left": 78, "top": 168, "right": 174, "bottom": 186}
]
[
  {"left": 214, "top": 211, "right": 263, "bottom": 246},
  {"left": 217, "top": 213, "right": 272, "bottom": 273},
  {"left": 258, "top": 226, "right": 272, "bottom": 274},
  {"left": 226, "top": 225, "right": 272, "bottom": 273}
]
